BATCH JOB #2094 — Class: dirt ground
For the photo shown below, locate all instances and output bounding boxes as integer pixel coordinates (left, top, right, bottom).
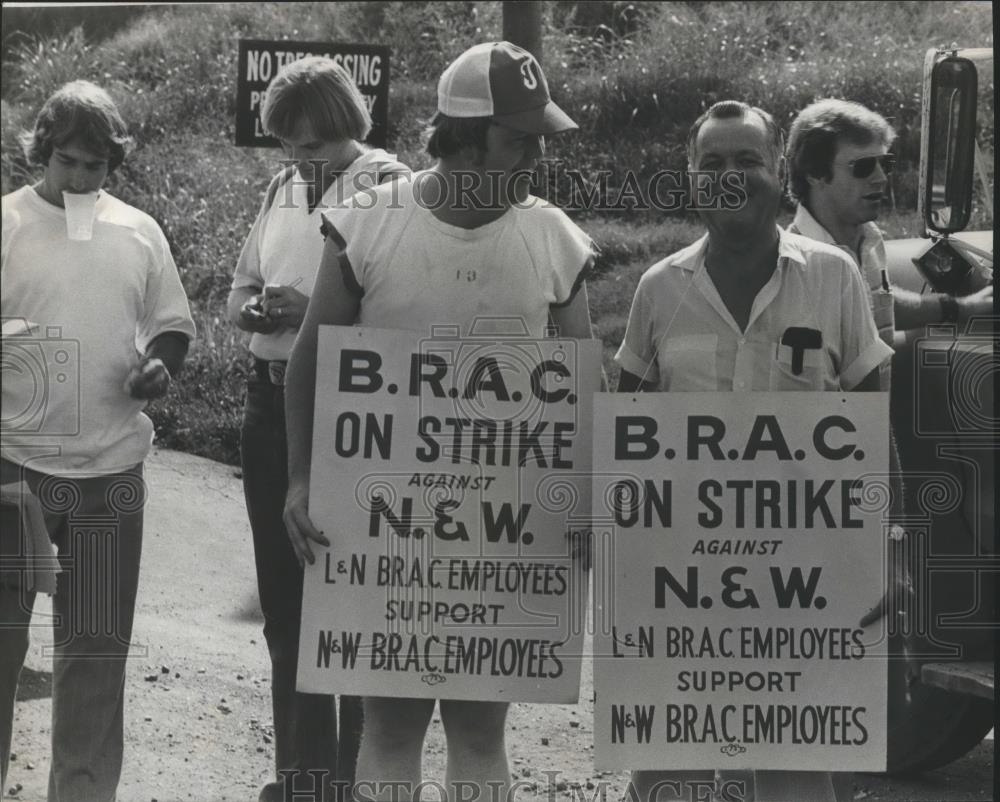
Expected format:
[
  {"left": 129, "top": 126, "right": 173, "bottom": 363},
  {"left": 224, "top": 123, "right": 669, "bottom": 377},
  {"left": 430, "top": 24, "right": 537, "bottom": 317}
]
[{"left": 4, "top": 448, "right": 995, "bottom": 802}]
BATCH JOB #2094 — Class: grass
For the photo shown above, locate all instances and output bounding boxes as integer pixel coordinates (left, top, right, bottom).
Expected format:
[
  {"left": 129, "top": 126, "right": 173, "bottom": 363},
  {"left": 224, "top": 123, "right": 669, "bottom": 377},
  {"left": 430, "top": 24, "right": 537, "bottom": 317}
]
[
  {"left": 145, "top": 310, "right": 249, "bottom": 467},
  {"left": 0, "top": 2, "right": 991, "bottom": 464}
]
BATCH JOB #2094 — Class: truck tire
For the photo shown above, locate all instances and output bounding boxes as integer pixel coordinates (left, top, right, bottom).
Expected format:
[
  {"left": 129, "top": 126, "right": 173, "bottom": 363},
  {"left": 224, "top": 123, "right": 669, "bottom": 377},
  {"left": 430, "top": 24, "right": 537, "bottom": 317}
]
[
  {"left": 885, "top": 642, "right": 995, "bottom": 774},
  {"left": 882, "top": 337, "right": 996, "bottom": 775}
]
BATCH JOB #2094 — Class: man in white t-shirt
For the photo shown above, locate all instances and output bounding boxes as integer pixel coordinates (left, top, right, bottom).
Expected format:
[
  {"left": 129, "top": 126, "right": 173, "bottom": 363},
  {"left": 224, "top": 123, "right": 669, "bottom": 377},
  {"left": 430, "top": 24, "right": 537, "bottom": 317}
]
[
  {"left": 1, "top": 81, "right": 195, "bottom": 801},
  {"left": 283, "top": 40, "right": 596, "bottom": 798},
  {"left": 616, "top": 100, "right": 891, "bottom": 802}
]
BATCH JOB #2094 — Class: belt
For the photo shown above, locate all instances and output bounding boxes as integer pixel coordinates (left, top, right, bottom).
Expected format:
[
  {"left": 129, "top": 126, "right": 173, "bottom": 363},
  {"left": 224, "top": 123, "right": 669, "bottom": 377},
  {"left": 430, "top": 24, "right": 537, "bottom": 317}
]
[{"left": 253, "top": 357, "right": 287, "bottom": 386}]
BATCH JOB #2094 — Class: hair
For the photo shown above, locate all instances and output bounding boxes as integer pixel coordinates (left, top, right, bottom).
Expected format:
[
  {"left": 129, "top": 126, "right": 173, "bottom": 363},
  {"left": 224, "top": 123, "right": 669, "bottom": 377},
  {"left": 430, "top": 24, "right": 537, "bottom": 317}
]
[
  {"left": 686, "top": 100, "right": 785, "bottom": 170},
  {"left": 423, "top": 114, "right": 493, "bottom": 159},
  {"left": 22, "top": 80, "right": 132, "bottom": 171},
  {"left": 786, "top": 98, "right": 896, "bottom": 203},
  {"left": 261, "top": 55, "right": 372, "bottom": 142}
]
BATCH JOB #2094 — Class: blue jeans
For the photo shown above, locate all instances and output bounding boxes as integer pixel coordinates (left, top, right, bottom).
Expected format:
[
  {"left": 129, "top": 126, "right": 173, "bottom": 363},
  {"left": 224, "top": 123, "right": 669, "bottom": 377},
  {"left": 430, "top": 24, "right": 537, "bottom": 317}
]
[
  {"left": 241, "top": 364, "right": 362, "bottom": 801},
  {"left": 0, "top": 460, "right": 144, "bottom": 802}
]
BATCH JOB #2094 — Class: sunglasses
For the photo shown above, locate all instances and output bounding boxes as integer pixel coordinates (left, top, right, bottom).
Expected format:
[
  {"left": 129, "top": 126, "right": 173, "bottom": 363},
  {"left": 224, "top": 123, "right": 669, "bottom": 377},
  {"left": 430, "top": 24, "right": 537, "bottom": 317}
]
[{"left": 846, "top": 154, "right": 896, "bottom": 179}]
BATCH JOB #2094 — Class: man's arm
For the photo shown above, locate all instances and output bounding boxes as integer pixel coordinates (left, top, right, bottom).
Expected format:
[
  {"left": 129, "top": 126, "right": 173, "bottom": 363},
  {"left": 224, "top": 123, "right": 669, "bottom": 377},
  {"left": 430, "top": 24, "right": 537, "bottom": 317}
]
[
  {"left": 894, "top": 285, "right": 993, "bottom": 331},
  {"left": 617, "top": 369, "right": 655, "bottom": 393},
  {"left": 549, "top": 281, "right": 594, "bottom": 340},
  {"left": 228, "top": 175, "right": 282, "bottom": 335},
  {"left": 126, "top": 331, "right": 190, "bottom": 400},
  {"left": 550, "top": 281, "right": 610, "bottom": 392},
  {"left": 227, "top": 285, "right": 281, "bottom": 334},
  {"left": 613, "top": 276, "right": 660, "bottom": 394},
  {"left": 283, "top": 237, "right": 361, "bottom": 565},
  {"left": 226, "top": 286, "right": 258, "bottom": 325},
  {"left": 851, "top": 367, "right": 882, "bottom": 392},
  {"left": 550, "top": 282, "right": 603, "bottom": 568},
  {"left": 146, "top": 331, "right": 189, "bottom": 376}
]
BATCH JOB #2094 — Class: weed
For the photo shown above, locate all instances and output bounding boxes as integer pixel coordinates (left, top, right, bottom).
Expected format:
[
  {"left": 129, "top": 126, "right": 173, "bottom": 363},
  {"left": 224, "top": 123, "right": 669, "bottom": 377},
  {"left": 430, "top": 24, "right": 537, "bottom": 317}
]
[{"left": 1, "top": 2, "right": 990, "bottom": 463}]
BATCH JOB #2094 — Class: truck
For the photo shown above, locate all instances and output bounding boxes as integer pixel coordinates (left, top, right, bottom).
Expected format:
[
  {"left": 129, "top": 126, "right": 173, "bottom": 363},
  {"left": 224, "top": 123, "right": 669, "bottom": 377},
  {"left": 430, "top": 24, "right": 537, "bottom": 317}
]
[{"left": 882, "top": 46, "right": 995, "bottom": 775}]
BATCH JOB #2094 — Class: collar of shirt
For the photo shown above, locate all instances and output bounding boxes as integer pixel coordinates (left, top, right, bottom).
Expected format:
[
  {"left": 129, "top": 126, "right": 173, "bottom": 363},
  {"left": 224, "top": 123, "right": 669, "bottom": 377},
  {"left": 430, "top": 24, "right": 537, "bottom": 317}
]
[
  {"left": 667, "top": 227, "right": 809, "bottom": 338},
  {"left": 789, "top": 204, "right": 885, "bottom": 264},
  {"left": 789, "top": 204, "right": 890, "bottom": 303},
  {"left": 669, "top": 226, "right": 808, "bottom": 273}
]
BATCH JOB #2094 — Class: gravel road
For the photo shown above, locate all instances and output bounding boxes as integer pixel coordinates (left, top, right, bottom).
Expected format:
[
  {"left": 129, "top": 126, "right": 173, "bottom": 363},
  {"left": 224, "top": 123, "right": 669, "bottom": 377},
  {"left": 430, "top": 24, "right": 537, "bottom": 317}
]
[{"left": 5, "top": 449, "right": 993, "bottom": 802}]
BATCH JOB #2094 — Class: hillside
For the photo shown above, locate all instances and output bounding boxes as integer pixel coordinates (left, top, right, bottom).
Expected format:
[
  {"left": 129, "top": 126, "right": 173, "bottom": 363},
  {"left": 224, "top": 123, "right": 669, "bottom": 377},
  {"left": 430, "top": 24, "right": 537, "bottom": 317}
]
[{"left": 1, "top": 1, "right": 992, "bottom": 464}]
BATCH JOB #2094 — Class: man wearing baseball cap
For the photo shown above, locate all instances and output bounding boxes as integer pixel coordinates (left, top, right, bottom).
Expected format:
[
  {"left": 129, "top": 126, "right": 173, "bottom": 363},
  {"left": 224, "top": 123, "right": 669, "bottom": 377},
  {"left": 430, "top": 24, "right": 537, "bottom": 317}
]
[
  {"left": 435, "top": 40, "right": 577, "bottom": 133},
  {"left": 282, "top": 41, "right": 597, "bottom": 798},
  {"left": 417, "top": 39, "right": 579, "bottom": 212}
]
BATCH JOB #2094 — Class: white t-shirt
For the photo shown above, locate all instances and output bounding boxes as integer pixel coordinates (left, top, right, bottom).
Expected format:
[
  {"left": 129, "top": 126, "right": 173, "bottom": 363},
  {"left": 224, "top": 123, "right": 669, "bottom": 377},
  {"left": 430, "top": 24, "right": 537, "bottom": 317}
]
[
  {"left": 2, "top": 186, "right": 196, "bottom": 475},
  {"left": 231, "top": 148, "right": 407, "bottom": 361},
  {"left": 320, "top": 172, "right": 594, "bottom": 337},
  {"left": 614, "top": 229, "right": 893, "bottom": 391}
]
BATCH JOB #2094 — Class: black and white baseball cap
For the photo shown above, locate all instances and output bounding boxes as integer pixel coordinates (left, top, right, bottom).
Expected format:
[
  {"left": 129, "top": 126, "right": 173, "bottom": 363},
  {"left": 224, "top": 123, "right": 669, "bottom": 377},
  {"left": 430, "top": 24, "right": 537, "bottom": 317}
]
[{"left": 436, "top": 41, "right": 577, "bottom": 134}]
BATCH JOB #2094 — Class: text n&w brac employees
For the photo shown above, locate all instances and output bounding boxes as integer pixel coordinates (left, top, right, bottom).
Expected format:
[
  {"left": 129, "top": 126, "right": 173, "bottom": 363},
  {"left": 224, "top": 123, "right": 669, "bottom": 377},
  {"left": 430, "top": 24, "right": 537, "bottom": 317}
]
[{"left": 661, "top": 625, "right": 866, "bottom": 660}]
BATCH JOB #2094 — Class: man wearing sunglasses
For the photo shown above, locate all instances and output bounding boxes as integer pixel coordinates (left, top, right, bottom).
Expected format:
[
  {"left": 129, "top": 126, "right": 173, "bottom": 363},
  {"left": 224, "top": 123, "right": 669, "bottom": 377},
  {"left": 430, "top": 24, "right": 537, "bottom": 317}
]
[{"left": 786, "top": 98, "right": 991, "bottom": 340}]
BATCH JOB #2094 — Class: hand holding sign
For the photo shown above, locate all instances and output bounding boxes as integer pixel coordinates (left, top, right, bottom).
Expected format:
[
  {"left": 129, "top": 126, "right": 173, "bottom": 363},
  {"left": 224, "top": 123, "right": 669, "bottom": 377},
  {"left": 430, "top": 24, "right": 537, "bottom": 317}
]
[
  {"left": 283, "top": 480, "right": 329, "bottom": 566},
  {"left": 296, "top": 327, "right": 600, "bottom": 702}
]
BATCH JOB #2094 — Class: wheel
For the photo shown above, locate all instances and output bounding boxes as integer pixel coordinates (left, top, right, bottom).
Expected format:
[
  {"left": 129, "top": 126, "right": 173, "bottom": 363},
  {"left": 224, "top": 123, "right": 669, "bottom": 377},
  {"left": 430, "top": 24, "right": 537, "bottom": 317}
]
[
  {"left": 884, "top": 634, "right": 995, "bottom": 775},
  {"left": 882, "top": 338, "right": 996, "bottom": 775}
]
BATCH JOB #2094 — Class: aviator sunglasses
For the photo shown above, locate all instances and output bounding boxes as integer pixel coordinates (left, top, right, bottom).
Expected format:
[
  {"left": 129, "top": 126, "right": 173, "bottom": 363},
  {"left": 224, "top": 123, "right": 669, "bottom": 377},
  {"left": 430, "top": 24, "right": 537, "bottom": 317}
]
[{"left": 845, "top": 153, "right": 896, "bottom": 179}]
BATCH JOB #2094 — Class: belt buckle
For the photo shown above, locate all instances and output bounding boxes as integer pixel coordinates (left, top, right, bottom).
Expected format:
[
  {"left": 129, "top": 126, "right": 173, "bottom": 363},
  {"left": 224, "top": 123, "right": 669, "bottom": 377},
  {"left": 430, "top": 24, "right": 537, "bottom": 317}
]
[{"left": 267, "top": 361, "right": 286, "bottom": 386}]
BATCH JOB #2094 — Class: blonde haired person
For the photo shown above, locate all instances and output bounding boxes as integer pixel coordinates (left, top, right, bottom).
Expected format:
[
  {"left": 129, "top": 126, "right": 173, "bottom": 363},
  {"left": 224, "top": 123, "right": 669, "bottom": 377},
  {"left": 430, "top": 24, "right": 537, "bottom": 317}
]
[
  {"left": 227, "top": 55, "right": 408, "bottom": 802},
  {"left": 785, "top": 98, "right": 991, "bottom": 338}
]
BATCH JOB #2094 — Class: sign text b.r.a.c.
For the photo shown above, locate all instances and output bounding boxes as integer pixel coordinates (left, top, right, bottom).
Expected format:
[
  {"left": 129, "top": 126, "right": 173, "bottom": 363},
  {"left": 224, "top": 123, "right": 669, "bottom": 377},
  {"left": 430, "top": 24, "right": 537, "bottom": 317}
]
[{"left": 339, "top": 349, "right": 577, "bottom": 405}]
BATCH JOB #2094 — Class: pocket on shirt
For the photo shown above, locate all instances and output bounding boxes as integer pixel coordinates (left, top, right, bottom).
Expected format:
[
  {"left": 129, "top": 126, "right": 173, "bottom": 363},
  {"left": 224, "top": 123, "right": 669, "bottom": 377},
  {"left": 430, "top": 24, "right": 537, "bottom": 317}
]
[
  {"left": 660, "top": 335, "right": 718, "bottom": 391},
  {"left": 769, "top": 344, "right": 830, "bottom": 390}
]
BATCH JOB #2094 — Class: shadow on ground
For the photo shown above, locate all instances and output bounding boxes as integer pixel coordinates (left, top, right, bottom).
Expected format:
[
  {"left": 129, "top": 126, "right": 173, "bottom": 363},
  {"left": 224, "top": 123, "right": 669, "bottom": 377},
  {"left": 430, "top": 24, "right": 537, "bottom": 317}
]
[
  {"left": 14, "top": 667, "right": 51, "bottom": 702},
  {"left": 232, "top": 590, "right": 263, "bottom": 622}
]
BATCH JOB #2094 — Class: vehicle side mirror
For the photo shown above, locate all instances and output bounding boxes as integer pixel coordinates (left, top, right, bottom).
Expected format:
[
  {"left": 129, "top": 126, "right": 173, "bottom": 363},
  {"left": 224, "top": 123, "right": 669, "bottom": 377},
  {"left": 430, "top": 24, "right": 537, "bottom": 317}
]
[{"left": 921, "top": 55, "right": 978, "bottom": 234}]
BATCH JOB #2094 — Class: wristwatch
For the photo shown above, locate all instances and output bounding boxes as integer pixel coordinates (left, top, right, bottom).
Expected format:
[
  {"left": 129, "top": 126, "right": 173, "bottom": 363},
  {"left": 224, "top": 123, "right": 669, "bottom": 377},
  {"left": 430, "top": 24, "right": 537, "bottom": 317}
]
[{"left": 938, "top": 295, "right": 960, "bottom": 324}]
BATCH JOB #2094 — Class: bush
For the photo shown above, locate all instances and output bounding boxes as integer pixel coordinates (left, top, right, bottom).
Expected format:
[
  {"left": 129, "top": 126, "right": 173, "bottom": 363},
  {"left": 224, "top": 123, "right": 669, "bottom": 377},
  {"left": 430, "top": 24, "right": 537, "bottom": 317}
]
[
  {"left": 1, "top": 1, "right": 991, "bottom": 462},
  {"left": 535, "top": 1, "right": 992, "bottom": 220},
  {"left": 146, "top": 311, "right": 248, "bottom": 466}
]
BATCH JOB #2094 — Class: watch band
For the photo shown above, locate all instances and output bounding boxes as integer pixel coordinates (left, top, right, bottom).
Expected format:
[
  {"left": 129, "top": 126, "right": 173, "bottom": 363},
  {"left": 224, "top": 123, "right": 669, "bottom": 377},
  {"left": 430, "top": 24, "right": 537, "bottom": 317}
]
[{"left": 939, "top": 295, "right": 960, "bottom": 324}]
